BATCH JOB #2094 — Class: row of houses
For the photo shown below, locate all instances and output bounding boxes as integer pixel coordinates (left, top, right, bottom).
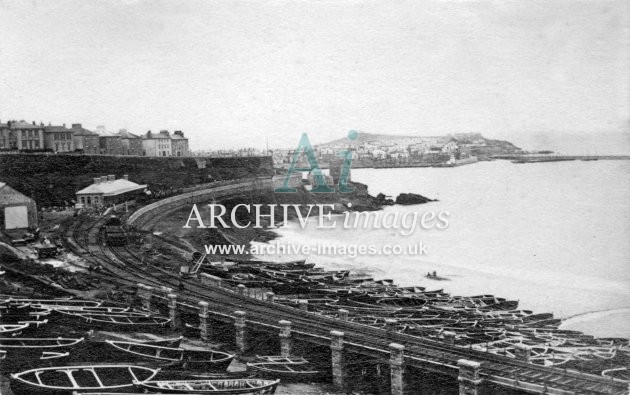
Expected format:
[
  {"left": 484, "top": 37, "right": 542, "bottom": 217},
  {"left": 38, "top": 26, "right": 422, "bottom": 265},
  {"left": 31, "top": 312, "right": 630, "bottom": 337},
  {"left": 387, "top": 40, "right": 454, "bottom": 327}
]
[{"left": 0, "top": 120, "right": 189, "bottom": 156}]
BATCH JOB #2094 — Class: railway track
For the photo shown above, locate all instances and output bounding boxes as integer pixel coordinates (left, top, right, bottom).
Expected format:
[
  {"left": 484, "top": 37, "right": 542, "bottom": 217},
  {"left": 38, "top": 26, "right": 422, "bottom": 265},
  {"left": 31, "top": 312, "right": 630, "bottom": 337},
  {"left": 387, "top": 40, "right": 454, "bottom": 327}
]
[{"left": 62, "top": 214, "right": 628, "bottom": 394}]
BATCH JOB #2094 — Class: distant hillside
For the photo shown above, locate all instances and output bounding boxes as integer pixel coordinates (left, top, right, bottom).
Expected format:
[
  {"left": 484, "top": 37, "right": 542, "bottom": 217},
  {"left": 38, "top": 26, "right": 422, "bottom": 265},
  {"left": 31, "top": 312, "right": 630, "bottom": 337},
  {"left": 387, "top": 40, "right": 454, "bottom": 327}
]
[
  {"left": 317, "top": 132, "right": 425, "bottom": 147},
  {"left": 317, "top": 132, "right": 521, "bottom": 152}
]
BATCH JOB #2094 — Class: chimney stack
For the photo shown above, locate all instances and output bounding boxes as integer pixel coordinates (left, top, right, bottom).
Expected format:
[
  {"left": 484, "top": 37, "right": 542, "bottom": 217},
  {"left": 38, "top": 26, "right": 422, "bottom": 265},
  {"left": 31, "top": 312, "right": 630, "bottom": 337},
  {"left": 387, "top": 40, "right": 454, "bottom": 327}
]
[
  {"left": 100, "top": 176, "right": 108, "bottom": 183},
  {"left": 123, "top": 174, "right": 128, "bottom": 180},
  {"left": 72, "top": 124, "right": 81, "bottom": 129},
  {"left": 107, "top": 175, "right": 115, "bottom": 181},
  {"left": 93, "top": 177, "right": 101, "bottom": 184}
]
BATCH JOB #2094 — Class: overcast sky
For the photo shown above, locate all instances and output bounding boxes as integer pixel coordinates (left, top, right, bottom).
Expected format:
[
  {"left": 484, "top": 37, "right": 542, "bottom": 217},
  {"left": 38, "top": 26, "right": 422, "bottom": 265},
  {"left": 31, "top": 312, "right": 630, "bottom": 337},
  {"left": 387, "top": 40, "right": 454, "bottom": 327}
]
[{"left": 1, "top": 0, "right": 628, "bottom": 151}]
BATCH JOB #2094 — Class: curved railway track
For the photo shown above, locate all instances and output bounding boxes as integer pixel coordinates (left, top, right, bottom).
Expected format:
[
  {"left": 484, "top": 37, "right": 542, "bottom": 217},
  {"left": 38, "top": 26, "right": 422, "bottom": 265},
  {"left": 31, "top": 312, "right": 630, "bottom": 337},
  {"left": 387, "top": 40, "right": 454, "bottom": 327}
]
[{"left": 62, "top": 214, "right": 628, "bottom": 395}]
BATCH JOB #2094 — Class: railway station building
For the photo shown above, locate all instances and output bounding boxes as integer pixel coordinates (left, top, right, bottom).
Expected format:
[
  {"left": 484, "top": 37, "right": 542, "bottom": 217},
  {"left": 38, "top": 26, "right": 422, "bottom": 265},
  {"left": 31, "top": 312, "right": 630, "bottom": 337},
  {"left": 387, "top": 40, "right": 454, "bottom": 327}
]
[{"left": 76, "top": 175, "right": 147, "bottom": 209}]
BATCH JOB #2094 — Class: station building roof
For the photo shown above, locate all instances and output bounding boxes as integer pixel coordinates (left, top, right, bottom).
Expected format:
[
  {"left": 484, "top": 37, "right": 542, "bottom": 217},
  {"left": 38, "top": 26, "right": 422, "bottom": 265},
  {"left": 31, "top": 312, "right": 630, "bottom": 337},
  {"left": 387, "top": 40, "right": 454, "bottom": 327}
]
[{"left": 76, "top": 178, "right": 147, "bottom": 197}]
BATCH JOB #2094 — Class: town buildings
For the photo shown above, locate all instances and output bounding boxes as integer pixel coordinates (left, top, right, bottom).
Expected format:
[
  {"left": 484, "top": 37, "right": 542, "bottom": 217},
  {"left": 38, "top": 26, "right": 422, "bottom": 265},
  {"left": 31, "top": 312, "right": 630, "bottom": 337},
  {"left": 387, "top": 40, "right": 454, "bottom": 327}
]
[
  {"left": 71, "top": 123, "right": 99, "bottom": 154},
  {"left": 0, "top": 120, "right": 45, "bottom": 151},
  {"left": 142, "top": 130, "right": 172, "bottom": 157},
  {"left": 118, "top": 129, "right": 143, "bottom": 156},
  {"left": 1, "top": 118, "right": 192, "bottom": 156},
  {"left": 171, "top": 130, "right": 189, "bottom": 156},
  {"left": 44, "top": 124, "right": 75, "bottom": 153}
]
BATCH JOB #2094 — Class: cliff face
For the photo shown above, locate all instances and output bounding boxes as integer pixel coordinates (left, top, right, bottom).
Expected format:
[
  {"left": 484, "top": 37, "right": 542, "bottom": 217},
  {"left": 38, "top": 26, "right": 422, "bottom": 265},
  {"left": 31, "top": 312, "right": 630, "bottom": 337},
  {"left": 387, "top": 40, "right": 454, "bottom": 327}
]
[{"left": 0, "top": 154, "right": 273, "bottom": 207}]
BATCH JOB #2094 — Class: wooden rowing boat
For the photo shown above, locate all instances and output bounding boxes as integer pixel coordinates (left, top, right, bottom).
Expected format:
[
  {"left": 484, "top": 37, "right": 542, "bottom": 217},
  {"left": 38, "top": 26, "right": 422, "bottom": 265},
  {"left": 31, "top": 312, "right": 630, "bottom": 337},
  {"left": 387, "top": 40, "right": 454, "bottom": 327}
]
[
  {"left": 10, "top": 364, "right": 159, "bottom": 394},
  {"left": 47, "top": 305, "right": 131, "bottom": 314},
  {"left": 3, "top": 297, "right": 101, "bottom": 308},
  {"left": 56, "top": 312, "right": 171, "bottom": 331},
  {"left": 246, "top": 356, "right": 320, "bottom": 381},
  {"left": 602, "top": 367, "right": 629, "bottom": 381},
  {"left": 0, "top": 338, "right": 78, "bottom": 364},
  {"left": 135, "top": 378, "right": 280, "bottom": 394},
  {"left": 106, "top": 341, "right": 234, "bottom": 371},
  {"left": 0, "top": 337, "right": 84, "bottom": 349},
  {"left": 139, "top": 336, "right": 184, "bottom": 348},
  {"left": 0, "top": 323, "right": 29, "bottom": 336}
]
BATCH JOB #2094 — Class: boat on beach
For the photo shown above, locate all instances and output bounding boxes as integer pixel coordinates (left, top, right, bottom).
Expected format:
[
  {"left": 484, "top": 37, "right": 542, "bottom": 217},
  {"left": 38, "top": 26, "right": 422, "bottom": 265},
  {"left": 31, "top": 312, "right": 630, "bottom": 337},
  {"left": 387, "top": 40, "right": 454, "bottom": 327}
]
[
  {"left": 105, "top": 340, "right": 235, "bottom": 371},
  {"left": 0, "top": 338, "right": 81, "bottom": 366},
  {"left": 0, "top": 336, "right": 84, "bottom": 349},
  {"left": 246, "top": 356, "right": 321, "bottom": 381},
  {"left": 138, "top": 336, "right": 184, "bottom": 348},
  {"left": 2, "top": 297, "right": 101, "bottom": 308},
  {"left": 54, "top": 312, "right": 171, "bottom": 331},
  {"left": 10, "top": 364, "right": 159, "bottom": 394},
  {"left": 134, "top": 378, "right": 280, "bottom": 394},
  {"left": 0, "top": 323, "right": 29, "bottom": 336}
]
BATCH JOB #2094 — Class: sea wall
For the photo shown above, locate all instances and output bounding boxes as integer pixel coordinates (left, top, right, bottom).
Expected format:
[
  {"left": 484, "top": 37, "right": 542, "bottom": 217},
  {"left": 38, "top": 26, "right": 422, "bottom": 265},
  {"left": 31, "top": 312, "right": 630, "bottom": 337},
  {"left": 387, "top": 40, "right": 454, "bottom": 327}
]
[{"left": 0, "top": 153, "right": 273, "bottom": 207}]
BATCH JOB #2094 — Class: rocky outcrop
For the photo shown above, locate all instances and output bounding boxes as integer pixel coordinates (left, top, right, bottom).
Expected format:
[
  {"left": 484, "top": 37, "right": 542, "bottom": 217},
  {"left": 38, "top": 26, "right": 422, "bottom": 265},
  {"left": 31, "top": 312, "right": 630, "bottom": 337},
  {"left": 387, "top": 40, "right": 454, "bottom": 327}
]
[{"left": 395, "top": 193, "right": 433, "bottom": 205}]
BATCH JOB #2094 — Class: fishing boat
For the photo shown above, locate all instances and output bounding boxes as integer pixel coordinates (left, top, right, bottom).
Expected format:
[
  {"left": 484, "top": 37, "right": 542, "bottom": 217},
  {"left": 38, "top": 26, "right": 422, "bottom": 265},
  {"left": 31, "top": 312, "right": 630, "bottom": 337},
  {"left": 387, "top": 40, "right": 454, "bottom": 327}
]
[
  {"left": 10, "top": 364, "right": 159, "bottom": 394},
  {"left": 246, "top": 356, "right": 321, "bottom": 381},
  {"left": 0, "top": 323, "right": 29, "bottom": 336},
  {"left": 602, "top": 367, "right": 629, "bottom": 381},
  {"left": 135, "top": 378, "right": 280, "bottom": 394},
  {"left": 253, "top": 355, "right": 309, "bottom": 363},
  {"left": 0, "top": 307, "right": 52, "bottom": 318},
  {"left": 56, "top": 312, "right": 171, "bottom": 331},
  {"left": 0, "top": 338, "right": 79, "bottom": 364},
  {"left": 139, "top": 336, "right": 184, "bottom": 348},
  {"left": 106, "top": 340, "right": 234, "bottom": 371},
  {"left": 47, "top": 305, "right": 131, "bottom": 314},
  {"left": 1, "top": 350, "right": 71, "bottom": 371},
  {"left": 0, "top": 337, "right": 84, "bottom": 350},
  {"left": 3, "top": 297, "right": 101, "bottom": 308}
]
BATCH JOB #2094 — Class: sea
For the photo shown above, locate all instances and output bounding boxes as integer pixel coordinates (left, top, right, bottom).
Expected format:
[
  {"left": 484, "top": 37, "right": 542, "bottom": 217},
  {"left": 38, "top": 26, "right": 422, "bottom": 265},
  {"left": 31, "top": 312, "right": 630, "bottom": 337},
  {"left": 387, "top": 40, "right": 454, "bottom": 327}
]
[{"left": 255, "top": 159, "right": 630, "bottom": 338}]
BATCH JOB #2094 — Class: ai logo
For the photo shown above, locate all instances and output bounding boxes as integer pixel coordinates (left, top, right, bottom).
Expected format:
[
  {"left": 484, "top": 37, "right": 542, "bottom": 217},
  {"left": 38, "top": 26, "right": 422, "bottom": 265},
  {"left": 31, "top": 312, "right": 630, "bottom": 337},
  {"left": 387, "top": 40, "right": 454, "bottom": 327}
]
[{"left": 275, "top": 130, "right": 358, "bottom": 193}]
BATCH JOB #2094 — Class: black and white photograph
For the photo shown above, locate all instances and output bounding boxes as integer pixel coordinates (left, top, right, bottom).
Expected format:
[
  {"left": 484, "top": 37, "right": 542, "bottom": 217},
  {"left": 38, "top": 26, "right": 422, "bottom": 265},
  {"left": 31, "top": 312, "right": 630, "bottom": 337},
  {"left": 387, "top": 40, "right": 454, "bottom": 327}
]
[{"left": 0, "top": 1, "right": 628, "bottom": 394}]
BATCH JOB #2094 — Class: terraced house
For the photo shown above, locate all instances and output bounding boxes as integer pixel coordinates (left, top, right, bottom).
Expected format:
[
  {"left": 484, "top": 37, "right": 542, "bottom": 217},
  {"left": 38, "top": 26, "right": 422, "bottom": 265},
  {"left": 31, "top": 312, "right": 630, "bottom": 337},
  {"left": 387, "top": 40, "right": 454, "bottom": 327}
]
[
  {"left": 142, "top": 130, "right": 172, "bottom": 156},
  {"left": 171, "top": 130, "right": 189, "bottom": 156},
  {"left": 0, "top": 120, "right": 45, "bottom": 150},
  {"left": 71, "top": 123, "right": 99, "bottom": 154},
  {"left": 44, "top": 124, "right": 74, "bottom": 152},
  {"left": 118, "top": 129, "right": 143, "bottom": 156}
]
